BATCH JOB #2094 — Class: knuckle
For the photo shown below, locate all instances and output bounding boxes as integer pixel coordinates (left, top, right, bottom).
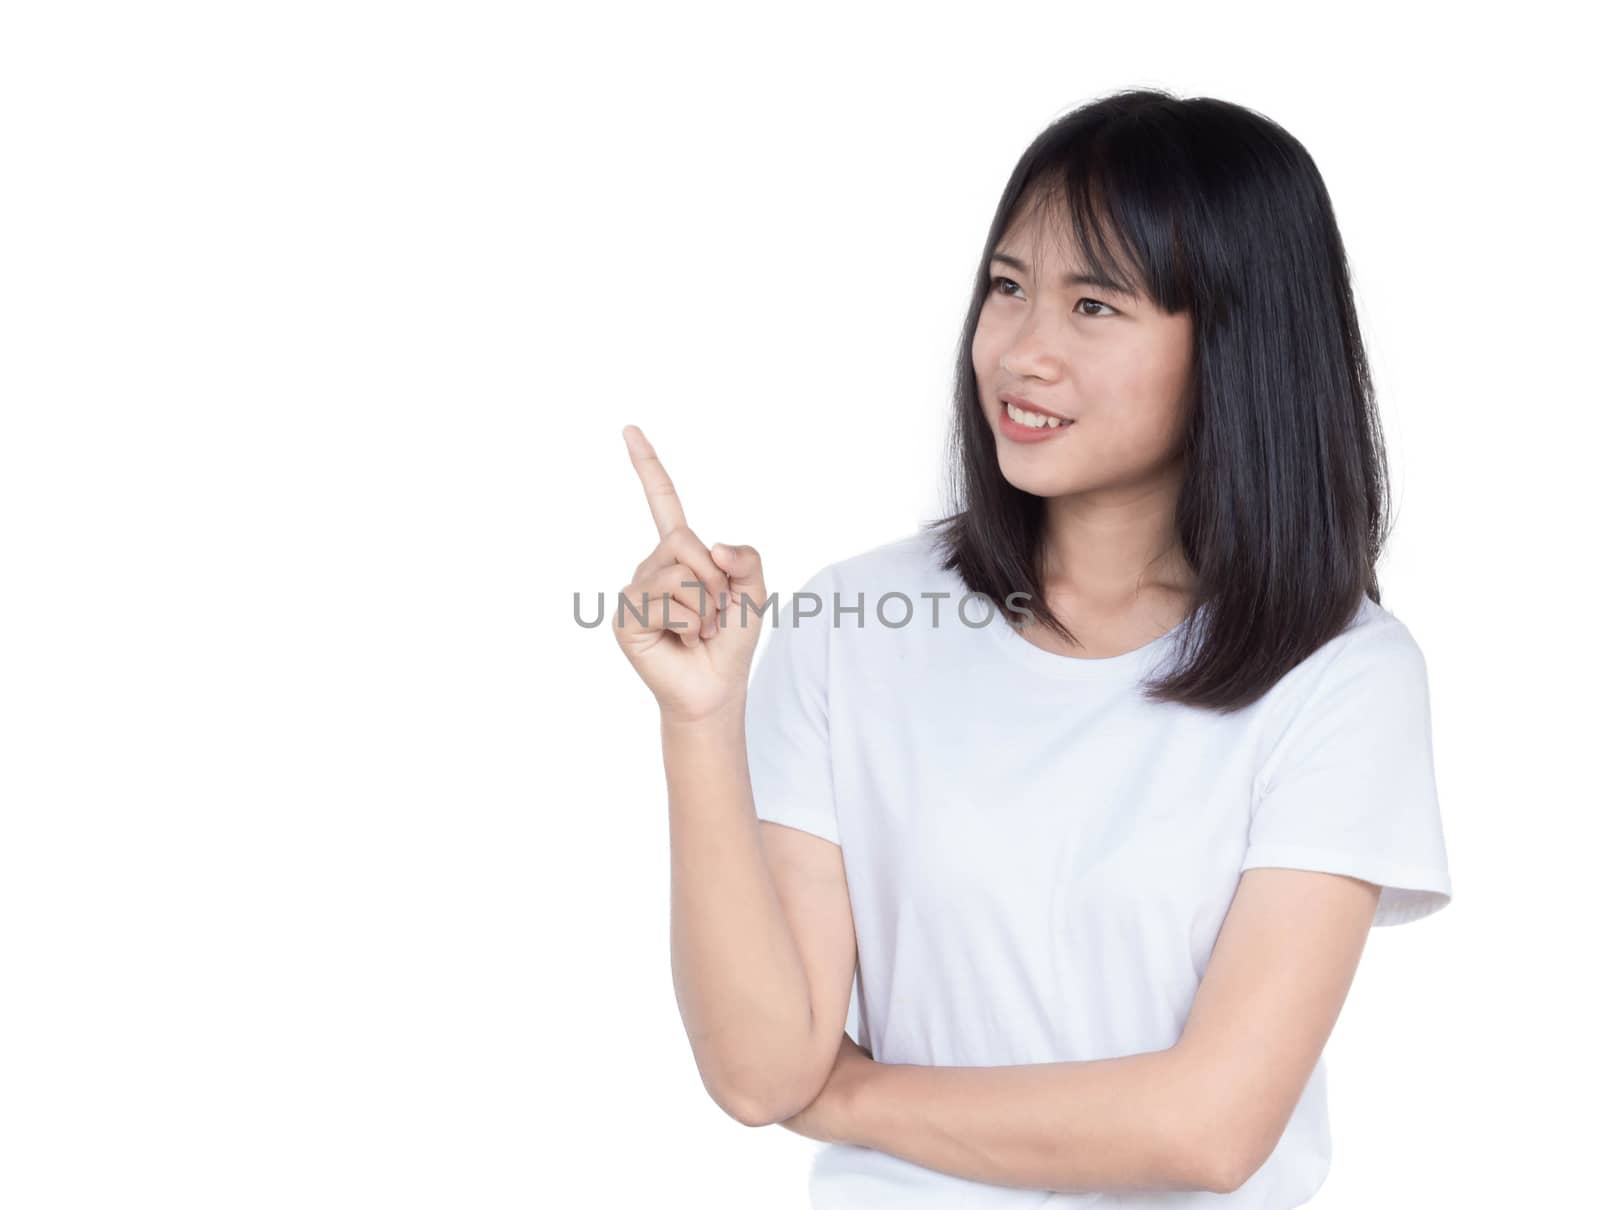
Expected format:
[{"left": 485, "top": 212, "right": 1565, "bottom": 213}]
[
  {"left": 668, "top": 526, "right": 704, "bottom": 557},
  {"left": 673, "top": 566, "right": 710, "bottom": 593},
  {"left": 634, "top": 542, "right": 668, "bottom": 581}
]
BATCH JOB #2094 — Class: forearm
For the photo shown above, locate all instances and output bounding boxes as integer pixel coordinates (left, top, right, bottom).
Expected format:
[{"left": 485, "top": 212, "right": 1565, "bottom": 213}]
[
  {"left": 662, "top": 702, "right": 816, "bottom": 1124},
  {"left": 837, "top": 1045, "right": 1223, "bottom": 1195}
]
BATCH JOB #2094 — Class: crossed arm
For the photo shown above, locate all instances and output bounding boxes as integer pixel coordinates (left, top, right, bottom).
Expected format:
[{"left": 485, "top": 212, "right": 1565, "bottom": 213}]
[{"left": 781, "top": 865, "right": 1383, "bottom": 1197}]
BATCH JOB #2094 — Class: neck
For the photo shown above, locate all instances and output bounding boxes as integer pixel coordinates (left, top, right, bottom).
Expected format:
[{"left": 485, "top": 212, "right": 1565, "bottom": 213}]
[{"left": 1038, "top": 463, "right": 1195, "bottom": 610}]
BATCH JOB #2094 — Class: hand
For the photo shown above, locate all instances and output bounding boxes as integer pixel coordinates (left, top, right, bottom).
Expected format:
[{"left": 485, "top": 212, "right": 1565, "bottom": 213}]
[
  {"left": 778, "top": 1032, "right": 876, "bottom": 1145},
  {"left": 613, "top": 425, "right": 770, "bottom": 725}
]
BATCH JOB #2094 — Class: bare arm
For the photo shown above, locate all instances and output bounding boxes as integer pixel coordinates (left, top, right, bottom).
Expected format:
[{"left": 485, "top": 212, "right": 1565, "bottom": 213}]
[
  {"left": 664, "top": 705, "right": 857, "bottom": 1126},
  {"left": 612, "top": 426, "right": 858, "bottom": 1129},
  {"left": 822, "top": 866, "right": 1382, "bottom": 1195},
  {"left": 833, "top": 1045, "right": 1214, "bottom": 1194}
]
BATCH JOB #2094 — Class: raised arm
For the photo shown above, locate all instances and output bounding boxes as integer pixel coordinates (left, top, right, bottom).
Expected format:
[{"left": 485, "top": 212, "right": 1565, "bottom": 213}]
[{"left": 614, "top": 425, "right": 856, "bottom": 1125}]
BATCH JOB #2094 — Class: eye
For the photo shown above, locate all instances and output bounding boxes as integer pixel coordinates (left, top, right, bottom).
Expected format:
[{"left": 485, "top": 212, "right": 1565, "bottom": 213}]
[{"left": 987, "top": 276, "right": 1118, "bottom": 317}]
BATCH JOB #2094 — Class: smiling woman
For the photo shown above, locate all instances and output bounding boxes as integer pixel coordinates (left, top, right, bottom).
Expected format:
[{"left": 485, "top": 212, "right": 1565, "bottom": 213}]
[
  {"left": 619, "top": 85, "right": 1455, "bottom": 1210},
  {"left": 929, "top": 90, "right": 1402, "bottom": 706}
]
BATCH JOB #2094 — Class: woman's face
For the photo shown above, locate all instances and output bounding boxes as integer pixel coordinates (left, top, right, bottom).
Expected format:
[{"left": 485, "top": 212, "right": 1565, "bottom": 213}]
[{"left": 972, "top": 203, "right": 1195, "bottom": 500}]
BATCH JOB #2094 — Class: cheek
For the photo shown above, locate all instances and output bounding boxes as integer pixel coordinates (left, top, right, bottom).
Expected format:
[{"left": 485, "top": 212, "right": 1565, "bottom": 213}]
[
  {"left": 1102, "top": 345, "right": 1188, "bottom": 424},
  {"left": 1111, "top": 393, "right": 1185, "bottom": 452},
  {"left": 970, "top": 325, "right": 1001, "bottom": 376},
  {"left": 1078, "top": 365, "right": 1188, "bottom": 462}
]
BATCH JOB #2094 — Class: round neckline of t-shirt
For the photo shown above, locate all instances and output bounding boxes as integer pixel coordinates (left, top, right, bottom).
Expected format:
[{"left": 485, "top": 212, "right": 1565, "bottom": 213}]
[{"left": 982, "top": 599, "right": 1192, "bottom": 681}]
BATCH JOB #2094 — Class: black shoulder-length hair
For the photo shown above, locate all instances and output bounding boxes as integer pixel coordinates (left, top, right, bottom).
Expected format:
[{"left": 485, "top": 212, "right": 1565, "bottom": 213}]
[{"left": 925, "top": 87, "right": 1395, "bottom": 714}]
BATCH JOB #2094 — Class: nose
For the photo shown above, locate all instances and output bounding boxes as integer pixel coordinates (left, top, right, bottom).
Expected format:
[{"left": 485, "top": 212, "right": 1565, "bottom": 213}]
[{"left": 1000, "top": 310, "right": 1064, "bottom": 379}]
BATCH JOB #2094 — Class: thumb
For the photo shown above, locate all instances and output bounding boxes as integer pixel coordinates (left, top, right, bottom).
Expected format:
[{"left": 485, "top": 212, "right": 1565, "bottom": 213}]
[{"left": 710, "top": 542, "right": 765, "bottom": 603}]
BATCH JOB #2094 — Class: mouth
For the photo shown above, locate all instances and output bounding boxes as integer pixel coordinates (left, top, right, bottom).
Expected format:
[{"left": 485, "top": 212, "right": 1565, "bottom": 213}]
[
  {"left": 998, "top": 392, "right": 1070, "bottom": 421},
  {"left": 998, "top": 398, "right": 1075, "bottom": 440}
]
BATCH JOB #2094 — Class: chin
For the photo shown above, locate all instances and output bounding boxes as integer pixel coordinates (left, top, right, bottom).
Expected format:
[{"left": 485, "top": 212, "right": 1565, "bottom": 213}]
[{"left": 997, "top": 458, "right": 1079, "bottom": 498}]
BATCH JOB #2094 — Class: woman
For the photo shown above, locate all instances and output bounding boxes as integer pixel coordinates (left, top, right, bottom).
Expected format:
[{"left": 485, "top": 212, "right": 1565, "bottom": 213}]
[{"left": 612, "top": 87, "right": 1453, "bottom": 1209}]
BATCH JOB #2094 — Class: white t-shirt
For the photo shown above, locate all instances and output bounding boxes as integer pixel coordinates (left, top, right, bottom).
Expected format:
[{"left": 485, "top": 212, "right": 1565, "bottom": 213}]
[{"left": 743, "top": 528, "right": 1453, "bottom": 1210}]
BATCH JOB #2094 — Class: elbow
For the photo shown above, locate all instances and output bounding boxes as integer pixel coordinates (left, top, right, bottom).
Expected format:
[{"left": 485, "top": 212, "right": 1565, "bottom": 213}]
[
  {"left": 723, "top": 1074, "right": 830, "bottom": 1129},
  {"left": 702, "top": 1069, "right": 784, "bottom": 1128},
  {"left": 701, "top": 1067, "right": 781, "bottom": 1127},
  {"left": 1197, "top": 1143, "right": 1261, "bottom": 1197},
  {"left": 717, "top": 1087, "right": 779, "bottom": 1129},
  {"left": 707, "top": 1068, "right": 825, "bottom": 1130},
  {"left": 1167, "top": 1049, "right": 1272, "bottom": 1194},
  {"left": 713, "top": 1083, "right": 817, "bottom": 1129},
  {"left": 1184, "top": 1107, "right": 1267, "bottom": 1197},
  {"left": 1172, "top": 1121, "right": 1262, "bottom": 1195},
  {"left": 691, "top": 1021, "right": 829, "bottom": 1128}
]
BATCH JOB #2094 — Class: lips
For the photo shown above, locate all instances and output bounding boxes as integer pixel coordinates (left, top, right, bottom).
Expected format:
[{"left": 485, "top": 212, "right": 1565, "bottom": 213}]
[{"left": 998, "top": 392, "right": 1070, "bottom": 421}]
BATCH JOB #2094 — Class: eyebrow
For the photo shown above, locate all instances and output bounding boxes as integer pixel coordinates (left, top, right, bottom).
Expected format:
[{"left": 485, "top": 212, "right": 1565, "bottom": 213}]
[{"left": 990, "top": 251, "right": 1136, "bottom": 299}]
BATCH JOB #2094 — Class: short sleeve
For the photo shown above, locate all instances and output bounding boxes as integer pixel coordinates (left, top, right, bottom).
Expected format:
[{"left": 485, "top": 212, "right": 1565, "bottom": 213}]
[
  {"left": 743, "top": 569, "right": 841, "bottom": 847},
  {"left": 1242, "top": 618, "right": 1453, "bottom": 927}
]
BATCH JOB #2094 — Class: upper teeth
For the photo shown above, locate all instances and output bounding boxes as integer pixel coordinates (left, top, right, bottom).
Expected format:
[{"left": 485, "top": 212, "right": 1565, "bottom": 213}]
[{"left": 1006, "top": 401, "right": 1066, "bottom": 429}]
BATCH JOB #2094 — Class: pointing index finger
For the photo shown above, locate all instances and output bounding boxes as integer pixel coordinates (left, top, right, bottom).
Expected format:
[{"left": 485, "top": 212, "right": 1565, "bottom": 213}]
[{"left": 622, "top": 425, "right": 689, "bottom": 538}]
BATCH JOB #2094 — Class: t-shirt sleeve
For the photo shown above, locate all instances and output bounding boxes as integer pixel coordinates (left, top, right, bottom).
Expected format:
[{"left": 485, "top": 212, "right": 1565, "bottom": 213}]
[
  {"left": 1241, "top": 617, "right": 1453, "bottom": 927},
  {"left": 743, "top": 569, "right": 841, "bottom": 847}
]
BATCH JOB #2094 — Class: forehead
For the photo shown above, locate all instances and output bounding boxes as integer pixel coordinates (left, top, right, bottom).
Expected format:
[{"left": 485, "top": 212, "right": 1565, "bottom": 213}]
[
  {"left": 999, "top": 196, "right": 1080, "bottom": 256},
  {"left": 998, "top": 190, "right": 1113, "bottom": 267},
  {"left": 992, "top": 188, "right": 1144, "bottom": 298}
]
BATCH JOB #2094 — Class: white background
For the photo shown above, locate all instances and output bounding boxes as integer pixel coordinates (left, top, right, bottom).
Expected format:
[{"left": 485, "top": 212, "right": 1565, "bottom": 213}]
[{"left": 3, "top": 2, "right": 1593, "bottom": 1206}]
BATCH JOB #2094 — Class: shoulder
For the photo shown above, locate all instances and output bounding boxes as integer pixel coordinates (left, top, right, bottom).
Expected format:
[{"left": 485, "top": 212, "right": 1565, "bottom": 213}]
[
  {"left": 1265, "top": 596, "right": 1428, "bottom": 705},
  {"left": 798, "top": 527, "right": 961, "bottom": 599},
  {"left": 1316, "top": 597, "right": 1430, "bottom": 691},
  {"left": 763, "top": 528, "right": 975, "bottom": 645},
  {"left": 1252, "top": 597, "right": 1433, "bottom": 770}
]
